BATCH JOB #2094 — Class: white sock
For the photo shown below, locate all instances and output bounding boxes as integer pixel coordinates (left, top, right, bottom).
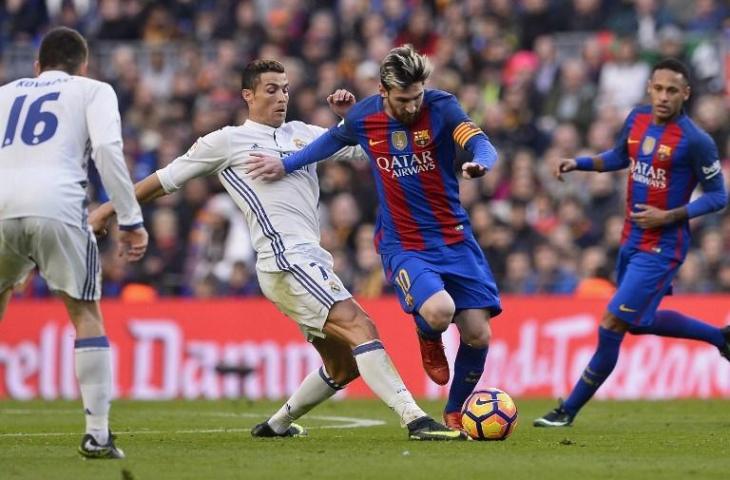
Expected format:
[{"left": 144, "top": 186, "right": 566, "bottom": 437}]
[
  {"left": 353, "top": 340, "right": 427, "bottom": 427},
  {"left": 75, "top": 336, "right": 111, "bottom": 445},
  {"left": 268, "top": 367, "right": 339, "bottom": 434}
]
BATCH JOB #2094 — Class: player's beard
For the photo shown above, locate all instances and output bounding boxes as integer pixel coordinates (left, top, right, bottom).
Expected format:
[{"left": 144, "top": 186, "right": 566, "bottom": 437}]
[
  {"left": 396, "top": 109, "right": 419, "bottom": 125},
  {"left": 386, "top": 97, "right": 419, "bottom": 125}
]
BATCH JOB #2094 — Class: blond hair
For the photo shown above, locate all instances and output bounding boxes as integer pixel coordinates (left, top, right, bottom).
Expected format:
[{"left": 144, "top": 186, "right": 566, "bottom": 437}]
[{"left": 379, "top": 45, "right": 432, "bottom": 90}]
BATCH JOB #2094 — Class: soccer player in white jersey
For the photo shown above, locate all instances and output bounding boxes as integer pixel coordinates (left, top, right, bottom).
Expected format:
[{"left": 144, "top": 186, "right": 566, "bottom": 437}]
[
  {"left": 0, "top": 27, "right": 148, "bottom": 459},
  {"left": 90, "top": 59, "right": 466, "bottom": 441}
]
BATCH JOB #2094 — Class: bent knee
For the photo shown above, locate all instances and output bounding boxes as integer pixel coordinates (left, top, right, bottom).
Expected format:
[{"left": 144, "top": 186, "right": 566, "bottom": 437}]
[
  {"left": 461, "top": 328, "right": 491, "bottom": 349},
  {"left": 419, "top": 295, "right": 456, "bottom": 330},
  {"left": 600, "top": 311, "right": 630, "bottom": 333},
  {"left": 323, "top": 361, "right": 359, "bottom": 387}
]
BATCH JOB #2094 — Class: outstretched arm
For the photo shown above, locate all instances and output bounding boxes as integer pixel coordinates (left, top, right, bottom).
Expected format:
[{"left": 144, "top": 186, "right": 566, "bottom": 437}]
[
  {"left": 245, "top": 130, "right": 351, "bottom": 181},
  {"left": 88, "top": 173, "right": 163, "bottom": 260},
  {"left": 554, "top": 150, "right": 630, "bottom": 181},
  {"left": 89, "top": 173, "right": 167, "bottom": 235},
  {"left": 461, "top": 135, "right": 498, "bottom": 179}
]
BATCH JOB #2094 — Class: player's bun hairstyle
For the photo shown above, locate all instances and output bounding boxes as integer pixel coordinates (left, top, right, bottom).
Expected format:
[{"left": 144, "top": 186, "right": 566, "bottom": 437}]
[
  {"left": 380, "top": 44, "right": 432, "bottom": 91},
  {"left": 651, "top": 58, "right": 691, "bottom": 84},
  {"left": 241, "top": 59, "right": 286, "bottom": 90},
  {"left": 38, "top": 27, "right": 88, "bottom": 74}
]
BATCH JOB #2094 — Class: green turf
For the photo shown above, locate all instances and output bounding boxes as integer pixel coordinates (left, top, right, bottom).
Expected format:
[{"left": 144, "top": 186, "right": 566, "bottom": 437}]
[{"left": 1, "top": 398, "right": 728, "bottom": 480}]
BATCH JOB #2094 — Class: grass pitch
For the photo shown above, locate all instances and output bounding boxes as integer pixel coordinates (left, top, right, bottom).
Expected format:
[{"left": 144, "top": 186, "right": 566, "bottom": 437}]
[{"left": 1, "top": 398, "right": 728, "bottom": 480}]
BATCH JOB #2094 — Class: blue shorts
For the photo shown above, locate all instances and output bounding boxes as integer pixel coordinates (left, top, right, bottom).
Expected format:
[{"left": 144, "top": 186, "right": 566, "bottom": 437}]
[
  {"left": 607, "top": 247, "right": 681, "bottom": 326},
  {"left": 382, "top": 237, "right": 502, "bottom": 318}
]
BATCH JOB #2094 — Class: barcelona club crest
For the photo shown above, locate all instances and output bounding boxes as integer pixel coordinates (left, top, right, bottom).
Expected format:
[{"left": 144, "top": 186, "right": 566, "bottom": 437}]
[
  {"left": 641, "top": 137, "right": 656, "bottom": 156},
  {"left": 657, "top": 144, "right": 672, "bottom": 160},
  {"left": 414, "top": 129, "right": 431, "bottom": 147},
  {"left": 392, "top": 130, "right": 408, "bottom": 151}
]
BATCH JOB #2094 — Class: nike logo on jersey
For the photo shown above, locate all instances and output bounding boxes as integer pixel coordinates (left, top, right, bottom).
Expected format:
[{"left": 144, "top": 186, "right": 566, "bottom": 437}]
[
  {"left": 368, "top": 139, "right": 386, "bottom": 147},
  {"left": 628, "top": 139, "right": 640, "bottom": 144},
  {"left": 619, "top": 304, "right": 637, "bottom": 313}
]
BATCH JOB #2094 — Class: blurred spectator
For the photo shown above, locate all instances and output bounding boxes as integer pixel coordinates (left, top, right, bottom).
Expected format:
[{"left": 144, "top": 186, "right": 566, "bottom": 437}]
[
  {"left": 574, "top": 246, "right": 615, "bottom": 298},
  {"left": 523, "top": 243, "right": 579, "bottom": 294},
  {"left": 502, "top": 251, "right": 533, "bottom": 293},
  {"left": 597, "top": 36, "right": 650, "bottom": 113},
  {"left": 541, "top": 58, "right": 597, "bottom": 132},
  {"left": 95, "top": 0, "right": 140, "bottom": 40},
  {"left": 563, "top": 0, "right": 606, "bottom": 32},
  {"left": 717, "top": 259, "right": 730, "bottom": 293},
  {"left": 138, "top": 207, "right": 187, "bottom": 295},
  {"left": 519, "top": 0, "right": 561, "bottom": 50},
  {"left": 223, "top": 261, "right": 261, "bottom": 297},
  {"left": 608, "top": 0, "right": 676, "bottom": 49},
  {"left": 7, "top": 0, "right": 49, "bottom": 41},
  {"left": 674, "top": 251, "right": 714, "bottom": 293},
  {"left": 394, "top": 6, "right": 438, "bottom": 56},
  {"left": 685, "top": 0, "right": 727, "bottom": 32},
  {"left": 532, "top": 35, "right": 561, "bottom": 102}
]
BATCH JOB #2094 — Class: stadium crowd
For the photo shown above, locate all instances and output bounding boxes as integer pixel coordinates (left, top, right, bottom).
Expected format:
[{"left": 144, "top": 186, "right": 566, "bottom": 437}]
[{"left": 1, "top": 0, "right": 729, "bottom": 299}]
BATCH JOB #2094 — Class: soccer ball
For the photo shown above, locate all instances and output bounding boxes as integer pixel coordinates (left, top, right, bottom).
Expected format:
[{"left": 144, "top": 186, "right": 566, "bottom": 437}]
[{"left": 461, "top": 388, "right": 518, "bottom": 441}]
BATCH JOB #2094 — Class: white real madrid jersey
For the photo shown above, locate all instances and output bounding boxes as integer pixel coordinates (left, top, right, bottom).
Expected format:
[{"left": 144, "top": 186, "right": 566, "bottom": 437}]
[
  {"left": 157, "top": 119, "right": 363, "bottom": 270},
  {"left": 0, "top": 70, "right": 142, "bottom": 229}
]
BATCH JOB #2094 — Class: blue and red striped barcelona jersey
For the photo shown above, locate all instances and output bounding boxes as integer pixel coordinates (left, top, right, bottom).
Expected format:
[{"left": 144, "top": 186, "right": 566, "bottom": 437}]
[
  {"left": 614, "top": 105, "right": 724, "bottom": 261},
  {"left": 331, "top": 89, "right": 485, "bottom": 254}
]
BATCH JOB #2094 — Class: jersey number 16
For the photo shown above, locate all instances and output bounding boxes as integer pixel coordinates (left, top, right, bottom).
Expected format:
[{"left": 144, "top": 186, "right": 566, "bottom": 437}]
[{"left": 2, "top": 92, "right": 61, "bottom": 148}]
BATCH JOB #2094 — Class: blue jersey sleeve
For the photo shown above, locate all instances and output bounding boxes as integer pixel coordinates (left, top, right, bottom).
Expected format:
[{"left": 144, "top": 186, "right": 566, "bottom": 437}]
[
  {"left": 595, "top": 111, "right": 633, "bottom": 171},
  {"left": 686, "top": 133, "right": 728, "bottom": 218},
  {"left": 282, "top": 129, "right": 351, "bottom": 174},
  {"left": 330, "top": 116, "right": 359, "bottom": 145},
  {"left": 440, "top": 93, "right": 496, "bottom": 169}
]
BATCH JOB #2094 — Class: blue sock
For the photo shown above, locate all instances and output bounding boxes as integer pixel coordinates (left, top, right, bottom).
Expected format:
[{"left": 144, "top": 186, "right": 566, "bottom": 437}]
[
  {"left": 444, "top": 341, "right": 487, "bottom": 413},
  {"left": 629, "top": 310, "right": 725, "bottom": 348},
  {"left": 414, "top": 313, "right": 443, "bottom": 340},
  {"left": 563, "top": 327, "right": 624, "bottom": 416}
]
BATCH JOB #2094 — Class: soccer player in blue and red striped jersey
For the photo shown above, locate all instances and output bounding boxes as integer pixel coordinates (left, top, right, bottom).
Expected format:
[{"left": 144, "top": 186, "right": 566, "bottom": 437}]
[
  {"left": 534, "top": 59, "right": 730, "bottom": 428},
  {"left": 246, "top": 45, "right": 502, "bottom": 430}
]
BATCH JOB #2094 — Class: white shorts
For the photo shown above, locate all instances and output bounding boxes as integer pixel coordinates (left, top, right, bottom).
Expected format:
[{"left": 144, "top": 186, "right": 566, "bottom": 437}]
[
  {"left": 257, "top": 245, "right": 352, "bottom": 341},
  {"left": 0, "top": 218, "right": 101, "bottom": 300}
]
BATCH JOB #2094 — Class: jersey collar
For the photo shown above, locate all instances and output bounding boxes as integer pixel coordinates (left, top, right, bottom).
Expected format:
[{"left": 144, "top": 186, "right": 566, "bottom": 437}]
[
  {"left": 244, "top": 119, "right": 281, "bottom": 135},
  {"left": 37, "top": 70, "right": 71, "bottom": 79}
]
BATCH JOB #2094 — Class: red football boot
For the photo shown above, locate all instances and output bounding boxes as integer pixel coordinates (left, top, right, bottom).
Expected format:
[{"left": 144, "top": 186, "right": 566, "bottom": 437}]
[
  {"left": 417, "top": 334, "right": 449, "bottom": 385},
  {"left": 443, "top": 411, "right": 463, "bottom": 431}
]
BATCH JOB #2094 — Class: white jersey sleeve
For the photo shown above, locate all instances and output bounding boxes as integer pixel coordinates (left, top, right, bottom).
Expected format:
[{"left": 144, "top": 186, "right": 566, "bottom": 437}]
[
  {"left": 157, "top": 128, "right": 231, "bottom": 193},
  {"left": 86, "top": 83, "right": 143, "bottom": 228}
]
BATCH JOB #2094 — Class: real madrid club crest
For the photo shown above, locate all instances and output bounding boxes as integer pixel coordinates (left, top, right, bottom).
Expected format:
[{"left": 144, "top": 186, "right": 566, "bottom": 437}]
[
  {"left": 641, "top": 137, "right": 656, "bottom": 156},
  {"left": 414, "top": 129, "right": 430, "bottom": 147},
  {"left": 293, "top": 139, "right": 307, "bottom": 149},
  {"left": 392, "top": 130, "right": 408, "bottom": 151}
]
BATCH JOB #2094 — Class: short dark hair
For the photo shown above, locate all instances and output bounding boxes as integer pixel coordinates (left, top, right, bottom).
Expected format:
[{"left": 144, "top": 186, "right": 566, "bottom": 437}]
[
  {"left": 241, "top": 59, "right": 285, "bottom": 90},
  {"left": 38, "top": 27, "right": 88, "bottom": 74},
  {"left": 651, "top": 58, "right": 691, "bottom": 84}
]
